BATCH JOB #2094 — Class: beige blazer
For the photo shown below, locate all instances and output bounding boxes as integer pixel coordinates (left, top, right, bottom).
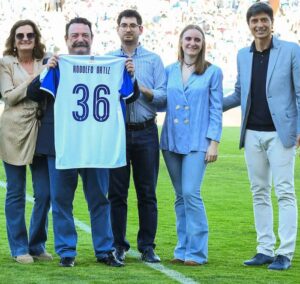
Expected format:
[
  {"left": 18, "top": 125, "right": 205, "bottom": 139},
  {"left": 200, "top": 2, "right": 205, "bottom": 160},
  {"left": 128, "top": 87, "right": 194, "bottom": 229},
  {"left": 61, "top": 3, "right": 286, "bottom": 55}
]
[{"left": 0, "top": 55, "right": 45, "bottom": 165}]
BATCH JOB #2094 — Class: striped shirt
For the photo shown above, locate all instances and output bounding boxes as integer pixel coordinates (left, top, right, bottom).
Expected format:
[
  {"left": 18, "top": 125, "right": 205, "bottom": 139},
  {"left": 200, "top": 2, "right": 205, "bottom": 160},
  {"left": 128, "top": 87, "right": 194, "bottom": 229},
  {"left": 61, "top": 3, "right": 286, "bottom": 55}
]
[{"left": 109, "top": 45, "right": 167, "bottom": 123}]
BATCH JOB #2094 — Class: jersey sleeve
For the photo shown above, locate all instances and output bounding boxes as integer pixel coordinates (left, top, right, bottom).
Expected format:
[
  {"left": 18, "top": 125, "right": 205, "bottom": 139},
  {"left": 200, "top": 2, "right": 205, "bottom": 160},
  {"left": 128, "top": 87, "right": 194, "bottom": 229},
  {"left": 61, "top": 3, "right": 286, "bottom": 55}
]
[
  {"left": 40, "top": 67, "right": 60, "bottom": 98},
  {"left": 119, "top": 68, "right": 134, "bottom": 100}
]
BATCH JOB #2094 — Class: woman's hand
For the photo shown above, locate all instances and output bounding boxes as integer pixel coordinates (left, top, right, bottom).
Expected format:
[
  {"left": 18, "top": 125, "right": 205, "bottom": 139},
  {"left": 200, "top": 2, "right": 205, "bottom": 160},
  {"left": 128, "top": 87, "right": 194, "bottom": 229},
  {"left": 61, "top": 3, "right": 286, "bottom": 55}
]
[{"left": 205, "top": 140, "right": 219, "bottom": 163}]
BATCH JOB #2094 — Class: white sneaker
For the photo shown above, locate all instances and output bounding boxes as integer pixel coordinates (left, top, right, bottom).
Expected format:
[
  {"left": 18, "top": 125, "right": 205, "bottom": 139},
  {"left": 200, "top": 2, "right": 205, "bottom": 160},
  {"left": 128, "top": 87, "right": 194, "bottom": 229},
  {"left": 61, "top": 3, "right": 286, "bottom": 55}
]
[
  {"left": 14, "top": 254, "right": 34, "bottom": 264},
  {"left": 32, "top": 251, "right": 53, "bottom": 261}
]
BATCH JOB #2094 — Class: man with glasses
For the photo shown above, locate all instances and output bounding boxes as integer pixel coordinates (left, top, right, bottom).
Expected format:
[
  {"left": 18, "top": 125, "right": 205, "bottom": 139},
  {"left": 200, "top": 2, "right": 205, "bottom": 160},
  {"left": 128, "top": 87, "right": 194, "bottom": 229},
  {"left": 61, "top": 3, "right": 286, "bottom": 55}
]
[{"left": 108, "top": 9, "right": 166, "bottom": 263}]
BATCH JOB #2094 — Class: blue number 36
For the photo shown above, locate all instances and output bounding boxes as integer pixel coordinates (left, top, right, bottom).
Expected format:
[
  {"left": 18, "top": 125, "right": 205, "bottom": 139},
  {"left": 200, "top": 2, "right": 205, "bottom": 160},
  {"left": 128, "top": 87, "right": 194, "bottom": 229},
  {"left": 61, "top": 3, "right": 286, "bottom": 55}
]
[{"left": 72, "top": 83, "right": 110, "bottom": 122}]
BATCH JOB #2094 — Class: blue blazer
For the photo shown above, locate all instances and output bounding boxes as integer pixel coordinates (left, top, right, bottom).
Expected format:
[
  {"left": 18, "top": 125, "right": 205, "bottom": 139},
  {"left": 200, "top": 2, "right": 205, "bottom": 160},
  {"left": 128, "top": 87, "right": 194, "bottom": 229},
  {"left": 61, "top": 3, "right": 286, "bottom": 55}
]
[
  {"left": 223, "top": 37, "right": 300, "bottom": 149},
  {"left": 160, "top": 62, "right": 223, "bottom": 154}
]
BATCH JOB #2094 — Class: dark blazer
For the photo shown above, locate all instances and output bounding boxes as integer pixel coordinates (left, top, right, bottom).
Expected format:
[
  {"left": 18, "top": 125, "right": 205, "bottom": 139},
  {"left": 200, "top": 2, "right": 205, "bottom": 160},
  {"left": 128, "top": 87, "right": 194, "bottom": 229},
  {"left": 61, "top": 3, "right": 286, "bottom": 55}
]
[{"left": 27, "top": 76, "right": 55, "bottom": 156}]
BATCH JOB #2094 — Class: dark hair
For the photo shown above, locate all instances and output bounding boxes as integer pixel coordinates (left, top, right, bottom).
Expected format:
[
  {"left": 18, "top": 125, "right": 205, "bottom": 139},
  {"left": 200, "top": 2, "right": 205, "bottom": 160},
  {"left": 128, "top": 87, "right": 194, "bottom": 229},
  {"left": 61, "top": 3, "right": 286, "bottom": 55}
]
[
  {"left": 178, "top": 24, "right": 210, "bottom": 75},
  {"left": 246, "top": 2, "right": 274, "bottom": 24},
  {"left": 65, "top": 17, "right": 93, "bottom": 38},
  {"left": 3, "top": 19, "right": 46, "bottom": 59},
  {"left": 117, "top": 9, "right": 142, "bottom": 26}
]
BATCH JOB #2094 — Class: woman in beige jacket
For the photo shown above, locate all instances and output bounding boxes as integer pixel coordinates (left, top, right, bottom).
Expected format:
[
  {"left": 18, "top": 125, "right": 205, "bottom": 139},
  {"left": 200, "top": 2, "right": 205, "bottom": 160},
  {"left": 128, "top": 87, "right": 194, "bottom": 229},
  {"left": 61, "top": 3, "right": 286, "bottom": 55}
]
[{"left": 0, "top": 20, "right": 52, "bottom": 264}]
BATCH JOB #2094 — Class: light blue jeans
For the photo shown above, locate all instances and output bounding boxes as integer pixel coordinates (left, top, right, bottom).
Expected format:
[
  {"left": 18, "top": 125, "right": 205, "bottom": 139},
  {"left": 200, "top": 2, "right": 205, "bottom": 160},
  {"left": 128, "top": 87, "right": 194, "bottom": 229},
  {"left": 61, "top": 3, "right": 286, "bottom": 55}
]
[
  {"left": 244, "top": 130, "right": 297, "bottom": 260},
  {"left": 162, "top": 150, "right": 208, "bottom": 264},
  {"left": 4, "top": 156, "right": 51, "bottom": 257}
]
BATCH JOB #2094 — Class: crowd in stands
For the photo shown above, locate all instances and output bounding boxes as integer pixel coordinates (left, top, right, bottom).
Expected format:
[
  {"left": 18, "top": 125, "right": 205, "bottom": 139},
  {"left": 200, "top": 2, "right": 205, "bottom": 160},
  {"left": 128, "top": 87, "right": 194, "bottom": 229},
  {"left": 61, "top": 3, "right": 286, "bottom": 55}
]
[{"left": 0, "top": 0, "right": 299, "bottom": 84}]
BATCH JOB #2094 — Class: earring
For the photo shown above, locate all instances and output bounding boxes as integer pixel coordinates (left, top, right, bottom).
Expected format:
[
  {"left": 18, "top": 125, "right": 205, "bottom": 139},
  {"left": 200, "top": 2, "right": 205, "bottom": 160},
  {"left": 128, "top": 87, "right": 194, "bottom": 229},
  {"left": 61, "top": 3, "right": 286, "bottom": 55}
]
[{"left": 13, "top": 47, "right": 16, "bottom": 52}]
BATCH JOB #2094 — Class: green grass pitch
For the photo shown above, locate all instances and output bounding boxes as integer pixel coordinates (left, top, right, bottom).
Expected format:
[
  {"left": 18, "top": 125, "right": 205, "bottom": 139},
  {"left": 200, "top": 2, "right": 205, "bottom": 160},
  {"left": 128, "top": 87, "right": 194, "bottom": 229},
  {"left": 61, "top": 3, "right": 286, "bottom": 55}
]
[{"left": 0, "top": 127, "right": 299, "bottom": 283}]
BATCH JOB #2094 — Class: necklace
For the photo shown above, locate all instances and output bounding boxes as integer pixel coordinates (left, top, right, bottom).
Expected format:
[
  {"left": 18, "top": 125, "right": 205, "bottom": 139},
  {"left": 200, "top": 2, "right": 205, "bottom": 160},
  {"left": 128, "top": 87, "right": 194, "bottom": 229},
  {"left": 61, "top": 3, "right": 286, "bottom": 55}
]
[{"left": 183, "top": 61, "right": 196, "bottom": 68}]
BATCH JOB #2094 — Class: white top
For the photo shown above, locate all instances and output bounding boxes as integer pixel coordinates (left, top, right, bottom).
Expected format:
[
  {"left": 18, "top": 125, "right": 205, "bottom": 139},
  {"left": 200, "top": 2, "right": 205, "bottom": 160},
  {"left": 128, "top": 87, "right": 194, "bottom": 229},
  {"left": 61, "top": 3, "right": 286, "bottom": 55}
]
[{"left": 41, "top": 54, "right": 133, "bottom": 169}]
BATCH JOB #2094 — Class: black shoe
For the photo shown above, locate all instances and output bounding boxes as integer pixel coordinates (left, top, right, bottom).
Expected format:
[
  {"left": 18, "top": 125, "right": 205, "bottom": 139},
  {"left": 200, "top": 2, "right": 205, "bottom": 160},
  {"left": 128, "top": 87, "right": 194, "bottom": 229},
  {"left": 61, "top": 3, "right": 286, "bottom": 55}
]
[
  {"left": 59, "top": 257, "right": 75, "bottom": 267},
  {"left": 244, "top": 253, "right": 274, "bottom": 266},
  {"left": 141, "top": 248, "right": 161, "bottom": 263},
  {"left": 268, "top": 255, "right": 291, "bottom": 270},
  {"left": 97, "top": 252, "right": 124, "bottom": 267},
  {"left": 114, "top": 247, "right": 126, "bottom": 262}
]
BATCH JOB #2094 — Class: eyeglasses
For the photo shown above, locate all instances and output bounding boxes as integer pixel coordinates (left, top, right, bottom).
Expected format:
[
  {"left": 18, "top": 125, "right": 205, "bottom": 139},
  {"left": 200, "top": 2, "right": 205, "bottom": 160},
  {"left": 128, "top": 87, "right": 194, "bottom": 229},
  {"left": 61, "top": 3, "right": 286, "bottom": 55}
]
[
  {"left": 119, "top": 23, "right": 141, "bottom": 30},
  {"left": 15, "top": 32, "right": 35, "bottom": 40}
]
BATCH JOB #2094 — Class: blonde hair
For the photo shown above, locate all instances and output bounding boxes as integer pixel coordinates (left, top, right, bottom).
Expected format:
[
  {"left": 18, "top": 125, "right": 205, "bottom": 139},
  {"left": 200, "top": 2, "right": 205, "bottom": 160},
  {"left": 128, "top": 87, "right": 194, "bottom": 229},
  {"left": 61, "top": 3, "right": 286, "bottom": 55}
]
[{"left": 178, "top": 24, "right": 210, "bottom": 75}]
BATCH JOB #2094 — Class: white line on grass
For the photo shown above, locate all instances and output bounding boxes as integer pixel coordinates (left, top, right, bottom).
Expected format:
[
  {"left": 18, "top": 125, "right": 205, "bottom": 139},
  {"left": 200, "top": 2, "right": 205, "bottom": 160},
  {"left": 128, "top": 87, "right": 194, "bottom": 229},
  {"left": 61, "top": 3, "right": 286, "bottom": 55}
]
[
  {"left": 219, "top": 154, "right": 244, "bottom": 158},
  {"left": 128, "top": 250, "right": 198, "bottom": 284},
  {"left": 0, "top": 180, "right": 198, "bottom": 284}
]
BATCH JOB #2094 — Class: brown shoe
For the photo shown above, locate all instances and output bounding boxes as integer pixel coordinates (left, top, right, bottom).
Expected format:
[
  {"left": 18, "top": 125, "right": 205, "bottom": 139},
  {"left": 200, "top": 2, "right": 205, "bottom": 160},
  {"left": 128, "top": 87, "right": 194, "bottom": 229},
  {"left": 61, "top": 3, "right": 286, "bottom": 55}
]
[
  {"left": 170, "top": 258, "right": 184, "bottom": 264},
  {"left": 184, "top": 260, "right": 201, "bottom": 266},
  {"left": 32, "top": 251, "right": 53, "bottom": 261},
  {"left": 14, "top": 254, "right": 34, "bottom": 264}
]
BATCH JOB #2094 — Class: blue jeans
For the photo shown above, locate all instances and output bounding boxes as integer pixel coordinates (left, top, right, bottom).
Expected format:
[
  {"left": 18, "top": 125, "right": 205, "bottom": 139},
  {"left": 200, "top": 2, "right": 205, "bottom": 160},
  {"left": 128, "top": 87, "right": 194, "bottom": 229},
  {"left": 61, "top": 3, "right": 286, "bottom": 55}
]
[
  {"left": 47, "top": 157, "right": 113, "bottom": 258},
  {"left": 109, "top": 124, "right": 159, "bottom": 252},
  {"left": 162, "top": 150, "right": 208, "bottom": 264},
  {"left": 4, "top": 156, "right": 51, "bottom": 257}
]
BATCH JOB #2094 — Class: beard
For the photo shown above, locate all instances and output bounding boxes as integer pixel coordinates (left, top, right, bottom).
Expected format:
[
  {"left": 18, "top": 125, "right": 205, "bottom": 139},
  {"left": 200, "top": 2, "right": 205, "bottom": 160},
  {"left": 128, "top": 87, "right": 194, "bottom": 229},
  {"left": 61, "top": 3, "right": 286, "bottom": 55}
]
[{"left": 74, "top": 49, "right": 90, "bottom": 55}]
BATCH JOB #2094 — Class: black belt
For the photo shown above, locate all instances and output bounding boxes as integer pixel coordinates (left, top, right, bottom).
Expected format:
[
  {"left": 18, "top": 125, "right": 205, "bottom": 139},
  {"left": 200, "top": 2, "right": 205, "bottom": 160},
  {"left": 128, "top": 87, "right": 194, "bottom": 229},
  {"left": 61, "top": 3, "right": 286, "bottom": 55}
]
[{"left": 126, "top": 118, "right": 156, "bottom": 131}]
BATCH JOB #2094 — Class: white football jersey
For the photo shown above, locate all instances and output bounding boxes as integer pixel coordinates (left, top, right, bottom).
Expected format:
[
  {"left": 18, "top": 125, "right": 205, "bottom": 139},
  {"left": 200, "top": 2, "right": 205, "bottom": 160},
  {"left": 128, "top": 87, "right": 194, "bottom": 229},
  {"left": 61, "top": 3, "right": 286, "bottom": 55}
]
[{"left": 41, "top": 55, "right": 133, "bottom": 169}]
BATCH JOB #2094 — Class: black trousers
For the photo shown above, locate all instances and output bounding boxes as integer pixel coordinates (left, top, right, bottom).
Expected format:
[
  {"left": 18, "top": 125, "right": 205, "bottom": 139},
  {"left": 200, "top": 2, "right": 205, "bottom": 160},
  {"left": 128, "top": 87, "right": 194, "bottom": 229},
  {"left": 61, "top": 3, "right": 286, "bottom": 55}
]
[{"left": 108, "top": 124, "right": 159, "bottom": 252}]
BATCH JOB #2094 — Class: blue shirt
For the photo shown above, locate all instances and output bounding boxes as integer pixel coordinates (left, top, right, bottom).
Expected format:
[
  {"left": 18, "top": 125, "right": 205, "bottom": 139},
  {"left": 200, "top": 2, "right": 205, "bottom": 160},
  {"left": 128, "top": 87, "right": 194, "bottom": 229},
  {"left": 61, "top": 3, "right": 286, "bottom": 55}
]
[
  {"left": 109, "top": 45, "right": 167, "bottom": 123},
  {"left": 160, "top": 62, "right": 223, "bottom": 154},
  {"left": 41, "top": 55, "right": 133, "bottom": 169}
]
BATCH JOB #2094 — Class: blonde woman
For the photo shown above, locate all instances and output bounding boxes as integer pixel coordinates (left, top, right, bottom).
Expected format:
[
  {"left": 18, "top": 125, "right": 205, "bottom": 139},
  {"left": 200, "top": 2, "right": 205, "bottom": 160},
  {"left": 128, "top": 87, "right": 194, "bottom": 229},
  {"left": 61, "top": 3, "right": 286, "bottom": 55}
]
[{"left": 161, "top": 24, "right": 223, "bottom": 265}]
